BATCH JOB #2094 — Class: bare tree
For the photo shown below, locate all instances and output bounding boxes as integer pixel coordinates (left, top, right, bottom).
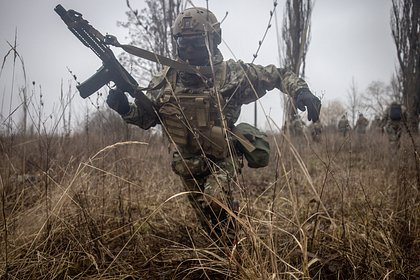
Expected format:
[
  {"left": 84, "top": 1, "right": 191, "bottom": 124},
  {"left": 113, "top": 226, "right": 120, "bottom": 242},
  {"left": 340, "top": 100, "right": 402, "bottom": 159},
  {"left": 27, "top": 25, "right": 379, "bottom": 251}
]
[
  {"left": 390, "top": 72, "right": 403, "bottom": 101},
  {"left": 346, "top": 77, "right": 361, "bottom": 127},
  {"left": 320, "top": 99, "right": 346, "bottom": 128},
  {"left": 361, "top": 80, "right": 395, "bottom": 117},
  {"left": 281, "top": 0, "right": 313, "bottom": 126},
  {"left": 281, "top": 0, "right": 312, "bottom": 76},
  {"left": 118, "top": 0, "right": 185, "bottom": 85},
  {"left": 391, "top": 0, "right": 420, "bottom": 132},
  {"left": 390, "top": 1, "right": 420, "bottom": 261}
]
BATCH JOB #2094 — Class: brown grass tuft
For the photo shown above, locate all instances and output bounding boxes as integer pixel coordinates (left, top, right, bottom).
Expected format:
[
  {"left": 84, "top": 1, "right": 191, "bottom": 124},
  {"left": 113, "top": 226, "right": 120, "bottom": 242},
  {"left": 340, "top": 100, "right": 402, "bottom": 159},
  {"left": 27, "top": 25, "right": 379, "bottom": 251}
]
[{"left": 1, "top": 126, "right": 419, "bottom": 279}]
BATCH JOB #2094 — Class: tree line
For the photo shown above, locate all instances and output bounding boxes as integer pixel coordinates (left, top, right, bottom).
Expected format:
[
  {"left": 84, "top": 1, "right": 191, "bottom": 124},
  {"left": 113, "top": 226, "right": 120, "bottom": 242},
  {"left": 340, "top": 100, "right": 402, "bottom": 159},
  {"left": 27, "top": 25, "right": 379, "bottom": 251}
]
[{"left": 117, "top": 0, "right": 419, "bottom": 132}]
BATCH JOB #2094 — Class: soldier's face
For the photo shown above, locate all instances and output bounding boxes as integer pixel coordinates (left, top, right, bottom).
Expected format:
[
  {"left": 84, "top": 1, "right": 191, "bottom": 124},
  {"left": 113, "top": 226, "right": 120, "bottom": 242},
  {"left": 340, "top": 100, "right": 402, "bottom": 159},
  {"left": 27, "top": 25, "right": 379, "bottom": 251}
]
[{"left": 177, "top": 35, "right": 210, "bottom": 66}]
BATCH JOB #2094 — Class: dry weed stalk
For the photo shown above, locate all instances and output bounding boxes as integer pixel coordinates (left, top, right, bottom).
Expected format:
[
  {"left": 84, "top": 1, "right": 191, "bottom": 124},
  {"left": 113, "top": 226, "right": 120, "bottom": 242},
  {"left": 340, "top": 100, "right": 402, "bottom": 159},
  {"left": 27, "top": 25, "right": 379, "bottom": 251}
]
[{"left": 0, "top": 100, "right": 419, "bottom": 279}]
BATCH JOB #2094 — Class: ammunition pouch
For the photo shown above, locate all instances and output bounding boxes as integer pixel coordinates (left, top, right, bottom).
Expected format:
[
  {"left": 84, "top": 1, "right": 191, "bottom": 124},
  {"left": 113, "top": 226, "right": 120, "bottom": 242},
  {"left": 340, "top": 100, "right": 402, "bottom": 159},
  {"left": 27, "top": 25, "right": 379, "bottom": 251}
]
[
  {"left": 159, "top": 91, "right": 228, "bottom": 159},
  {"left": 159, "top": 103, "right": 188, "bottom": 145},
  {"left": 234, "top": 123, "right": 270, "bottom": 168}
]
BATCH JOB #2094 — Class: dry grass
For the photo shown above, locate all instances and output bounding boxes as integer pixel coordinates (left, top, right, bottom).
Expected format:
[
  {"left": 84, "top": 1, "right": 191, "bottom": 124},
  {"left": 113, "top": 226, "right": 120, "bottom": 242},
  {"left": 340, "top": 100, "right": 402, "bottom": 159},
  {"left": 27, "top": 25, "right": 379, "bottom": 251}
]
[{"left": 0, "top": 125, "right": 419, "bottom": 279}]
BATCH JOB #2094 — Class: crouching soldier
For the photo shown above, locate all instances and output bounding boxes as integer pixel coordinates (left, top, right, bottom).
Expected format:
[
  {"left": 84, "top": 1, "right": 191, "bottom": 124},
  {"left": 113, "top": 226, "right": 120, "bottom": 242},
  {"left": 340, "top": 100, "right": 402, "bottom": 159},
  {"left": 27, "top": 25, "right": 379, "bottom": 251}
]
[{"left": 106, "top": 7, "right": 321, "bottom": 245}]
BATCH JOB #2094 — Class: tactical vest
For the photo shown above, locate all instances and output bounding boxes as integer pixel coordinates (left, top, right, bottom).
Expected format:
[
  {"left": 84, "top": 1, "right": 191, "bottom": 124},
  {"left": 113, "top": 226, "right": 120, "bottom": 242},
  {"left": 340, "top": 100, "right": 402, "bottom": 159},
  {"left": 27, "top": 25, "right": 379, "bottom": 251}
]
[{"left": 157, "top": 63, "right": 229, "bottom": 159}]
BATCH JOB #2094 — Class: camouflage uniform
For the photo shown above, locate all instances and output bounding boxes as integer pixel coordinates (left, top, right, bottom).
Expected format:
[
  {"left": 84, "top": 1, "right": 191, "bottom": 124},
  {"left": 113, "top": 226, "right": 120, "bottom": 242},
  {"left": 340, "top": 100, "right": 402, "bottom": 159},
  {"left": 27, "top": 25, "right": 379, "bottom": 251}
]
[
  {"left": 385, "top": 120, "right": 402, "bottom": 144},
  {"left": 338, "top": 115, "right": 350, "bottom": 137},
  {"left": 371, "top": 115, "right": 384, "bottom": 134},
  {"left": 290, "top": 114, "right": 305, "bottom": 137},
  {"left": 309, "top": 121, "right": 322, "bottom": 142},
  {"left": 107, "top": 7, "right": 320, "bottom": 244},
  {"left": 383, "top": 103, "right": 406, "bottom": 147},
  {"left": 355, "top": 114, "right": 369, "bottom": 134},
  {"left": 121, "top": 54, "right": 310, "bottom": 242}
]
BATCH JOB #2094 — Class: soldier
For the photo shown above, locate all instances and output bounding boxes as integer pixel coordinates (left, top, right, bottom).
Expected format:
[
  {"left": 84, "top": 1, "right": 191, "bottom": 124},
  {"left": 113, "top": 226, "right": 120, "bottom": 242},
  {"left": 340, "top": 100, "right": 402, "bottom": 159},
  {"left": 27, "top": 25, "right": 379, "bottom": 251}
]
[
  {"left": 309, "top": 120, "right": 322, "bottom": 142},
  {"left": 106, "top": 7, "right": 321, "bottom": 244},
  {"left": 354, "top": 113, "right": 369, "bottom": 134},
  {"left": 371, "top": 114, "right": 384, "bottom": 134},
  {"left": 290, "top": 113, "right": 305, "bottom": 137},
  {"left": 337, "top": 114, "right": 350, "bottom": 137},
  {"left": 383, "top": 101, "right": 406, "bottom": 148}
]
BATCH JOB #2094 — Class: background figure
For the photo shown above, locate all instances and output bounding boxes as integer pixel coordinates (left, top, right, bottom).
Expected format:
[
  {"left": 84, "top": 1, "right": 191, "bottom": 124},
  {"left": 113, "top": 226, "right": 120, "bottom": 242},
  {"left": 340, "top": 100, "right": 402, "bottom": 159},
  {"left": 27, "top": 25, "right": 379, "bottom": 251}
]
[
  {"left": 290, "top": 114, "right": 305, "bottom": 137},
  {"left": 371, "top": 115, "right": 384, "bottom": 134},
  {"left": 383, "top": 102, "right": 406, "bottom": 149},
  {"left": 338, "top": 115, "right": 351, "bottom": 137},
  {"left": 354, "top": 113, "right": 369, "bottom": 134},
  {"left": 309, "top": 120, "right": 322, "bottom": 142}
]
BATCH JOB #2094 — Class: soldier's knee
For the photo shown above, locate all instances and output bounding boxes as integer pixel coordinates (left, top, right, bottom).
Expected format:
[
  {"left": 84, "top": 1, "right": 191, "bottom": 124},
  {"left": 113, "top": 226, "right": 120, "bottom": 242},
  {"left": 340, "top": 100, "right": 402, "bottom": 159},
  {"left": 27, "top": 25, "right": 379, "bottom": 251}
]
[{"left": 171, "top": 152, "right": 209, "bottom": 177}]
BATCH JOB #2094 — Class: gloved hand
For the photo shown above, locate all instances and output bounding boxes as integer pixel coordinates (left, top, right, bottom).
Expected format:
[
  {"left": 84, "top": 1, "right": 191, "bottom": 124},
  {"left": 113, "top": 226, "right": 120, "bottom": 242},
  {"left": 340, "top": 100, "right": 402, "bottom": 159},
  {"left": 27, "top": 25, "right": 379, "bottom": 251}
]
[
  {"left": 106, "top": 88, "right": 130, "bottom": 115},
  {"left": 294, "top": 88, "right": 321, "bottom": 122}
]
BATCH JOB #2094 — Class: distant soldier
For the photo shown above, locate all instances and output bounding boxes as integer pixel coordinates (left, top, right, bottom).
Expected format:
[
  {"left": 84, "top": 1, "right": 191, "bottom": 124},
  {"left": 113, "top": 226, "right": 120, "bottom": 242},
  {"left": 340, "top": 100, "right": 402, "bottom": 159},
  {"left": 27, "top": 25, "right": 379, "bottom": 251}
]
[
  {"left": 290, "top": 114, "right": 305, "bottom": 137},
  {"left": 338, "top": 115, "right": 351, "bottom": 137},
  {"left": 371, "top": 114, "right": 384, "bottom": 134},
  {"left": 383, "top": 102, "right": 406, "bottom": 148},
  {"left": 309, "top": 120, "right": 322, "bottom": 142},
  {"left": 354, "top": 113, "right": 369, "bottom": 134}
]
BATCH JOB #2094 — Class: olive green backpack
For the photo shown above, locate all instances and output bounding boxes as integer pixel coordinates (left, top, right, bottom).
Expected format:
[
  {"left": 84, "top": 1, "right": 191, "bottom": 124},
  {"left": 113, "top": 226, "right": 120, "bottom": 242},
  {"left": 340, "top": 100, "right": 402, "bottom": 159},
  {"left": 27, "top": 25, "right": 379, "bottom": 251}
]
[{"left": 234, "top": 123, "right": 270, "bottom": 168}]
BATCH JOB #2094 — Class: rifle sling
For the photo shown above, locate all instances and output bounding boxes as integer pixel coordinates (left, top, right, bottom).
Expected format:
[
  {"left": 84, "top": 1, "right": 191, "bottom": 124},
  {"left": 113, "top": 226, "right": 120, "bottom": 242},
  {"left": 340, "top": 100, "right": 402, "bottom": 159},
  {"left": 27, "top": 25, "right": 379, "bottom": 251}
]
[
  {"left": 117, "top": 45, "right": 255, "bottom": 153},
  {"left": 118, "top": 44, "right": 213, "bottom": 76}
]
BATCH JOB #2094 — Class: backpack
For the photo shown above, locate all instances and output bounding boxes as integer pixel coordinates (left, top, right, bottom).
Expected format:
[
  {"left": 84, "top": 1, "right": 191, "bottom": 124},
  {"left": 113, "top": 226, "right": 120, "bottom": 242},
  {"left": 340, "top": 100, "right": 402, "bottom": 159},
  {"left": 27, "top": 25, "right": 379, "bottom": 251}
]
[
  {"left": 389, "top": 103, "right": 402, "bottom": 121},
  {"left": 233, "top": 123, "right": 270, "bottom": 168}
]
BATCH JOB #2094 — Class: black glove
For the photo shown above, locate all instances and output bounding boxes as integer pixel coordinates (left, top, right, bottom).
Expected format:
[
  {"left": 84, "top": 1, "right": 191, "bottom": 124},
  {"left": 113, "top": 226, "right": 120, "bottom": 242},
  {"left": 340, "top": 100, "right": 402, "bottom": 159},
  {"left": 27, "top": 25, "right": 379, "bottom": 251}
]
[
  {"left": 106, "top": 88, "right": 130, "bottom": 115},
  {"left": 295, "top": 88, "right": 321, "bottom": 122}
]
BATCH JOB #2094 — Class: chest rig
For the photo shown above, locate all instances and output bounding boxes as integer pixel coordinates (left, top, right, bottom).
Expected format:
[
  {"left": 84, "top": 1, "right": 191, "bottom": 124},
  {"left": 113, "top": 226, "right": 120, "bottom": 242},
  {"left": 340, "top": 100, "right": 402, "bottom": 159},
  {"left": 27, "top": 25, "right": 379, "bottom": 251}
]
[{"left": 158, "top": 63, "right": 228, "bottom": 159}]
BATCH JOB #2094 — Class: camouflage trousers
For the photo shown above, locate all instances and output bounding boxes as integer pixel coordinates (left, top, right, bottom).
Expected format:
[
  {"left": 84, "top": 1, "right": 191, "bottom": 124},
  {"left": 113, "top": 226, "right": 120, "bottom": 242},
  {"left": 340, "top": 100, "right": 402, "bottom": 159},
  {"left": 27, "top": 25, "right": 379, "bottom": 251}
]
[
  {"left": 338, "top": 128, "right": 349, "bottom": 137},
  {"left": 171, "top": 152, "right": 239, "bottom": 244},
  {"left": 385, "top": 121, "right": 402, "bottom": 144}
]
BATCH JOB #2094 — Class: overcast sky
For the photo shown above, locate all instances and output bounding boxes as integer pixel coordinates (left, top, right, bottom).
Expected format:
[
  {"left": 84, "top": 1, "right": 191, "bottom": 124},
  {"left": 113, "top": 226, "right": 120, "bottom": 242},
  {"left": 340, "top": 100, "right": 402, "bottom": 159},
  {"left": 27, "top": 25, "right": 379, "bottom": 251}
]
[{"left": 0, "top": 0, "right": 396, "bottom": 130}]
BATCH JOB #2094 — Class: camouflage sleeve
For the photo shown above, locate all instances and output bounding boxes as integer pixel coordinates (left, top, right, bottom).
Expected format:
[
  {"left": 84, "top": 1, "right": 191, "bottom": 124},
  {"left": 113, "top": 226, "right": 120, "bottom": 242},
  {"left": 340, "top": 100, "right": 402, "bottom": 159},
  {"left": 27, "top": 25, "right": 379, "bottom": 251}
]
[
  {"left": 120, "top": 68, "right": 170, "bottom": 130},
  {"left": 277, "top": 68, "right": 310, "bottom": 97},
  {"left": 224, "top": 59, "right": 309, "bottom": 105}
]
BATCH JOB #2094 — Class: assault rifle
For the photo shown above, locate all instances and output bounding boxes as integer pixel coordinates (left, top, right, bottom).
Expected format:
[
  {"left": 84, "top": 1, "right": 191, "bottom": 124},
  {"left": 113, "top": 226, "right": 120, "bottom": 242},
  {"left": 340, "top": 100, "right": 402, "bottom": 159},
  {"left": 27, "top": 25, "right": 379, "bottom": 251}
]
[{"left": 54, "top": 4, "right": 155, "bottom": 114}]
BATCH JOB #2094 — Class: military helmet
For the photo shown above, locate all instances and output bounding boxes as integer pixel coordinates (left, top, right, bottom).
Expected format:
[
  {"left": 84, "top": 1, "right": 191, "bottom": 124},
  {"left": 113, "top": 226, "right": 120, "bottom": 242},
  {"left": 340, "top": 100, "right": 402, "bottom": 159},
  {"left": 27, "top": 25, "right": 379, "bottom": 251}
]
[{"left": 172, "top": 7, "right": 222, "bottom": 45}]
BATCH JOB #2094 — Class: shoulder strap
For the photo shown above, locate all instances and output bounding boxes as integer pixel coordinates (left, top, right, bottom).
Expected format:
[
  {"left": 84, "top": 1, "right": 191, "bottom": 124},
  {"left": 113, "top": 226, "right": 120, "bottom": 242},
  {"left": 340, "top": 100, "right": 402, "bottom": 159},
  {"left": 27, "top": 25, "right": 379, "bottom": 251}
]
[
  {"left": 214, "top": 61, "right": 227, "bottom": 89},
  {"left": 138, "top": 67, "right": 172, "bottom": 92}
]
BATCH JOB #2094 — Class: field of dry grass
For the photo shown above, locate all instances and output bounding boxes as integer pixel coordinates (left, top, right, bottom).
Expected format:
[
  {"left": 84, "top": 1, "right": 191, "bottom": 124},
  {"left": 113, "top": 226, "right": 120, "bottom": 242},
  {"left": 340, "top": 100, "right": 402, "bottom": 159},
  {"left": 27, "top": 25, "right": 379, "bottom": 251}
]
[{"left": 0, "top": 119, "right": 419, "bottom": 279}]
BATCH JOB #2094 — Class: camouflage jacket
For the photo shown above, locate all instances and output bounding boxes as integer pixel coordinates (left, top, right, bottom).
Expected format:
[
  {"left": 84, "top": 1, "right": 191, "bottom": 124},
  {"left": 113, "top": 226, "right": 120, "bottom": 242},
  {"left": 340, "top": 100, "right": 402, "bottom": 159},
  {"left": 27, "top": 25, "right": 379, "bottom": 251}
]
[
  {"left": 122, "top": 57, "right": 309, "bottom": 158},
  {"left": 123, "top": 59, "right": 309, "bottom": 129},
  {"left": 355, "top": 116, "right": 369, "bottom": 132},
  {"left": 338, "top": 118, "right": 350, "bottom": 130}
]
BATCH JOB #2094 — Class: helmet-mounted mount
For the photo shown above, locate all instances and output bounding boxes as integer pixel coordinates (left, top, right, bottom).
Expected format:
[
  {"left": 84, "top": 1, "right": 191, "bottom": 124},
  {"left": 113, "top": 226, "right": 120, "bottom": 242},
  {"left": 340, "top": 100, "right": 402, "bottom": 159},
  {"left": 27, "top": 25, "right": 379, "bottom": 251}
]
[{"left": 172, "top": 7, "right": 222, "bottom": 45}]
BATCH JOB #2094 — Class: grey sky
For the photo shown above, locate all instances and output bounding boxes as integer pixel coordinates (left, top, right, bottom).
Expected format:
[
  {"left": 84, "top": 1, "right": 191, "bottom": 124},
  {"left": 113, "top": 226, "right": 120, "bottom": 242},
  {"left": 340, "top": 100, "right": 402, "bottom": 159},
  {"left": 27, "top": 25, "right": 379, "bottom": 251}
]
[{"left": 0, "top": 0, "right": 396, "bottom": 129}]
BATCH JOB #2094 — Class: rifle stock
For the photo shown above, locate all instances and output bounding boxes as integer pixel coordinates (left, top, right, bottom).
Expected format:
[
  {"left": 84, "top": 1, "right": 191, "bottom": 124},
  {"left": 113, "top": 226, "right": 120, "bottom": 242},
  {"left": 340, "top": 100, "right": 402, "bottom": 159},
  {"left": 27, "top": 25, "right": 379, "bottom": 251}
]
[{"left": 55, "top": 4, "right": 155, "bottom": 114}]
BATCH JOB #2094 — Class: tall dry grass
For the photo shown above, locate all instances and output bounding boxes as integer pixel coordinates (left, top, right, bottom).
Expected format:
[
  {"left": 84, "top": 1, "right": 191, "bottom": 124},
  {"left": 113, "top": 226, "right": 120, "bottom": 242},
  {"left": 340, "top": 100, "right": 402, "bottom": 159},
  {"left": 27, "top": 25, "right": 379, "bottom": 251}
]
[{"left": 0, "top": 120, "right": 419, "bottom": 279}]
